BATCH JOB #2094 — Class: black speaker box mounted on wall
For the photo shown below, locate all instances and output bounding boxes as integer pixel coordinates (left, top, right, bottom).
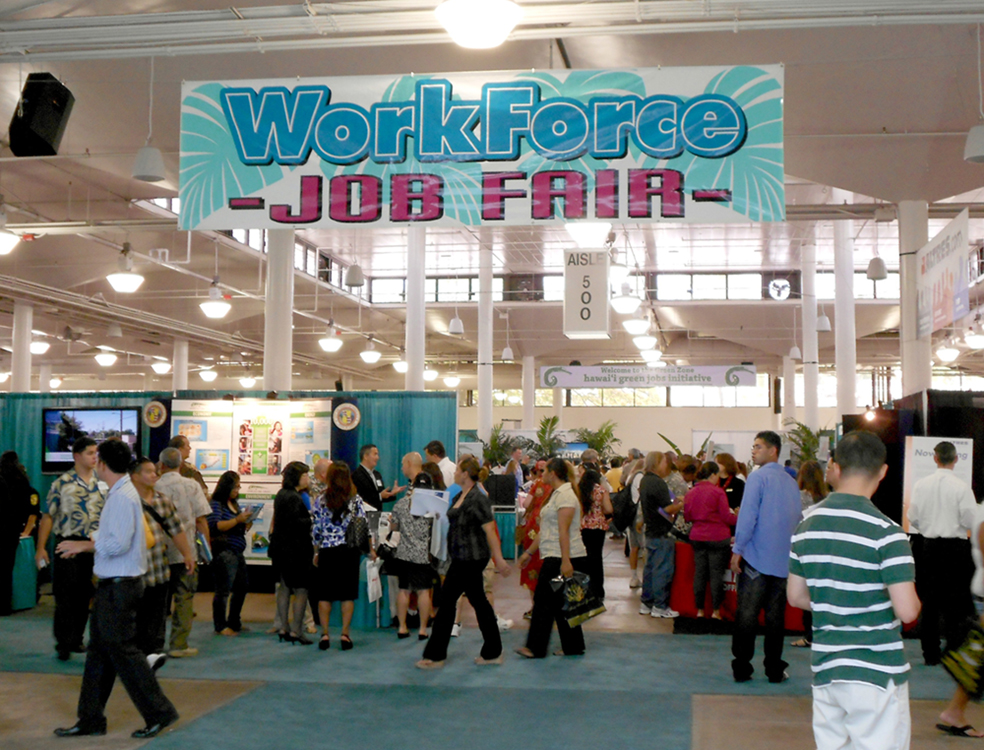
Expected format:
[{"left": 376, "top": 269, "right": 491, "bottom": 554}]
[{"left": 9, "top": 72, "right": 75, "bottom": 157}]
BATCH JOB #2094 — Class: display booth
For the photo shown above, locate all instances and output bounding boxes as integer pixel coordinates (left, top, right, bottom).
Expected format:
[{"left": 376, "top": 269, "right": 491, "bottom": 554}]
[{"left": 1, "top": 389, "right": 456, "bottom": 625}]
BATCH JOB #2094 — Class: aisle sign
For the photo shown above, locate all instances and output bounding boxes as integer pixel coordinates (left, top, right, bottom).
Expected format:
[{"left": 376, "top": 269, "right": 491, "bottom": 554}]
[
  {"left": 901, "top": 436, "right": 974, "bottom": 532},
  {"left": 564, "top": 250, "right": 610, "bottom": 339},
  {"left": 179, "top": 65, "right": 785, "bottom": 230},
  {"left": 917, "top": 208, "right": 970, "bottom": 337},
  {"left": 541, "top": 364, "right": 757, "bottom": 388}
]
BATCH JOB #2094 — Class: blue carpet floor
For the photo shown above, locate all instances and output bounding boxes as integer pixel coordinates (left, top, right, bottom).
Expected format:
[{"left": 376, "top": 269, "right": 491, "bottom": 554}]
[{"left": 0, "top": 613, "right": 961, "bottom": 750}]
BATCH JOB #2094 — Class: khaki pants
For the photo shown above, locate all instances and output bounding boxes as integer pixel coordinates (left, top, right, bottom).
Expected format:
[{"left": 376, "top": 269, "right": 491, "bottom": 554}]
[{"left": 167, "top": 565, "right": 197, "bottom": 651}]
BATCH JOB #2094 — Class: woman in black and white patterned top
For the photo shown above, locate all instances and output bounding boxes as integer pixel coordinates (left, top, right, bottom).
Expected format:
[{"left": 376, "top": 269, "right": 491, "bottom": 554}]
[{"left": 391, "top": 472, "right": 438, "bottom": 640}]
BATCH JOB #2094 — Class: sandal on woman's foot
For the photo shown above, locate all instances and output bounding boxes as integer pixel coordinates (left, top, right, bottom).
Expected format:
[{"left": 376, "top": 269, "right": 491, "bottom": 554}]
[
  {"left": 791, "top": 638, "right": 811, "bottom": 648},
  {"left": 318, "top": 635, "right": 330, "bottom": 651},
  {"left": 397, "top": 630, "right": 410, "bottom": 639},
  {"left": 340, "top": 635, "right": 353, "bottom": 651},
  {"left": 522, "top": 609, "right": 533, "bottom": 620},
  {"left": 475, "top": 654, "right": 504, "bottom": 666},
  {"left": 418, "top": 632, "right": 428, "bottom": 641},
  {"left": 514, "top": 647, "right": 536, "bottom": 659},
  {"left": 416, "top": 659, "right": 444, "bottom": 670}
]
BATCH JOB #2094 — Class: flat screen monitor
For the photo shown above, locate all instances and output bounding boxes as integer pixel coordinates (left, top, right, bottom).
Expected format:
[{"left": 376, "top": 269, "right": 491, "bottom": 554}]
[{"left": 42, "top": 407, "right": 141, "bottom": 474}]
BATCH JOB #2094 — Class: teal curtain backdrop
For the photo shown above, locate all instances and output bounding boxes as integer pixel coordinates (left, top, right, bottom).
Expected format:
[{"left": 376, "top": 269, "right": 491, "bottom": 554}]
[{"left": 0, "top": 390, "right": 456, "bottom": 512}]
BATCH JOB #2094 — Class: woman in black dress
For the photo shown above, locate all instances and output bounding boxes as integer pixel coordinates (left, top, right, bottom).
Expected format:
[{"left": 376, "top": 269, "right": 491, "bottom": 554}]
[{"left": 270, "top": 461, "right": 314, "bottom": 645}]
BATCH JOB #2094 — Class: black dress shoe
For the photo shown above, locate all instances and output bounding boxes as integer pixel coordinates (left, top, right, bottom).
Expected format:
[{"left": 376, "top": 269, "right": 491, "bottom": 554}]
[
  {"left": 56, "top": 648, "right": 71, "bottom": 661},
  {"left": 54, "top": 722, "right": 106, "bottom": 737},
  {"left": 131, "top": 714, "right": 178, "bottom": 739}
]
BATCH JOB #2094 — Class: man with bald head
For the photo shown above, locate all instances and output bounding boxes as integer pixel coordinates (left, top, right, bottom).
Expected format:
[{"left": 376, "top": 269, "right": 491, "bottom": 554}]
[
  {"left": 309, "top": 458, "right": 331, "bottom": 503},
  {"left": 402, "top": 452, "right": 423, "bottom": 486}
]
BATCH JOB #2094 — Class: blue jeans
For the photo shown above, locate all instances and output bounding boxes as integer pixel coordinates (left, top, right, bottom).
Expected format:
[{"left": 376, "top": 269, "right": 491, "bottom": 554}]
[
  {"left": 641, "top": 536, "right": 675, "bottom": 609},
  {"left": 211, "top": 549, "right": 248, "bottom": 632},
  {"left": 731, "top": 561, "right": 788, "bottom": 681}
]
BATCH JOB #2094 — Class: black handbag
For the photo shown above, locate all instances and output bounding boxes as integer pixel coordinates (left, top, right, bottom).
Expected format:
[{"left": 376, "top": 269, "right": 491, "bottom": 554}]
[{"left": 345, "top": 514, "right": 371, "bottom": 554}]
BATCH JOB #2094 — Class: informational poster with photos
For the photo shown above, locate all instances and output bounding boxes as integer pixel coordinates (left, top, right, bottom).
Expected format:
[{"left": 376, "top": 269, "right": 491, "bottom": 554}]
[
  {"left": 288, "top": 400, "right": 332, "bottom": 465},
  {"left": 233, "top": 403, "right": 292, "bottom": 479},
  {"left": 238, "top": 483, "right": 278, "bottom": 562},
  {"left": 171, "top": 401, "right": 234, "bottom": 477}
]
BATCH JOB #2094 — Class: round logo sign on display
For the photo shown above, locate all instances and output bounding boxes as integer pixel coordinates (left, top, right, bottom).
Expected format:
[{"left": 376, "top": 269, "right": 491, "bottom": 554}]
[
  {"left": 143, "top": 400, "right": 168, "bottom": 429},
  {"left": 768, "top": 278, "right": 791, "bottom": 301},
  {"left": 333, "top": 403, "right": 361, "bottom": 431}
]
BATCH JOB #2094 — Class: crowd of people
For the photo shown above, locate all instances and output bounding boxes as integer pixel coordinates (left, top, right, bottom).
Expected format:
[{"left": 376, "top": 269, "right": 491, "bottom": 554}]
[{"left": 6, "top": 427, "right": 984, "bottom": 749}]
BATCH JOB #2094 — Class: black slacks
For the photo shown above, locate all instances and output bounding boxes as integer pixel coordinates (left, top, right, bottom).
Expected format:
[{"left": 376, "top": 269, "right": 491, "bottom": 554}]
[
  {"left": 52, "top": 537, "right": 94, "bottom": 652},
  {"left": 422, "top": 559, "right": 500, "bottom": 662},
  {"left": 77, "top": 577, "right": 177, "bottom": 729},
  {"left": 580, "top": 529, "right": 607, "bottom": 600},
  {"left": 911, "top": 534, "right": 975, "bottom": 662},
  {"left": 525, "top": 556, "right": 589, "bottom": 657}
]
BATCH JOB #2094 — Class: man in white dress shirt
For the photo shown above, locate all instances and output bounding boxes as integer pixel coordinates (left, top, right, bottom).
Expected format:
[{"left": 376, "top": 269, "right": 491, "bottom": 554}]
[
  {"left": 424, "top": 440, "right": 456, "bottom": 490},
  {"left": 907, "top": 441, "right": 978, "bottom": 667}
]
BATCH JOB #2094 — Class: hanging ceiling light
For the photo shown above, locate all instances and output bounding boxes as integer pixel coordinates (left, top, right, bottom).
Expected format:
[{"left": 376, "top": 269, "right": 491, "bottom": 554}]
[
  {"left": 49, "top": 377, "right": 62, "bottom": 389},
  {"left": 423, "top": 367, "right": 439, "bottom": 381},
  {"left": 0, "top": 230, "right": 20, "bottom": 256},
  {"left": 435, "top": 0, "right": 523, "bottom": 49},
  {"left": 151, "top": 361, "right": 171, "bottom": 374},
  {"left": 611, "top": 282, "right": 642, "bottom": 315},
  {"left": 393, "top": 357, "right": 409, "bottom": 373},
  {"left": 936, "top": 342, "right": 961, "bottom": 363},
  {"left": 641, "top": 348, "right": 662, "bottom": 362},
  {"left": 132, "top": 58, "right": 165, "bottom": 181},
  {"left": 966, "top": 319, "right": 984, "bottom": 349},
  {"left": 646, "top": 359, "right": 668, "bottom": 368},
  {"left": 106, "top": 243, "right": 145, "bottom": 293},
  {"left": 107, "top": 323, "right": 123, "bottom": 338},
  {"left": 30, "top": 339, "right": 50, "bottom": 355},
  {"left": 199, "top": 368, "right": 218, "bottom": 382},
  {"left": 565, "top": 222, "right": 612, "bottom": 249},
  {"left": 501, "top": 344, "right": 514, "bottom": 362},
  {"left": 965, "top": 26, "right": 984, "bottom": 162},
  {"left": 448, "top": 314, "right": 464, "bottom": 336},
  {"left": 200, "top": 278, "right": 231, "bottom": 319},
  {"left": 318, "top": 327, "right": 343, "bottom": 353},
  {"left": 0, "top": 372, "right": 8, "bottom": 383},
  {"left": 622, "top": 311, "right": 650, "bottom": 336},
  {"left": 816, "top": 306, "right": 832, "bottom": 332},
  {"left": 360, "top": 339, "right": 381, "bottom": 364},
  {"left": 94, "top": 352, "right": 117, "bottom": 367},
  {"left": 443, "top": 374, "right": 461, "bottom": 388},
  {"left": 633, "top": 334, "right": 658, "bottom": 350},
  {"left": 866, "top": 256, "right": 888, "bottom": 281},
  {"left": 345, "top": 263, "right": 365, "bottom": 288},
  {"left": 239, "top": 376, "right": 256, "bottom": 388},
  {"left": 789, "top": 345, "right": 802, "bottom": 360}
]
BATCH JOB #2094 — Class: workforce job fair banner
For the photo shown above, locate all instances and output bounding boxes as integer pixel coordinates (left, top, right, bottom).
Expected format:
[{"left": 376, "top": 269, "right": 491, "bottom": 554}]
[
  {"left": 917, "top": 208, "right": 971, "bottom": 338},
  {"left": 540, "top": 364, "right": 758, "bottom": 388},
  {"left": 179, "top": 66, "right": 784, "bottom": 230}
]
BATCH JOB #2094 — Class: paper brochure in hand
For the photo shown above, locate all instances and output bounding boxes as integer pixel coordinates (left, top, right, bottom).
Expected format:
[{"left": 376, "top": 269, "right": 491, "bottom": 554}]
[{"left": 409, "top": 489, "right": 449, "bottom": 517}]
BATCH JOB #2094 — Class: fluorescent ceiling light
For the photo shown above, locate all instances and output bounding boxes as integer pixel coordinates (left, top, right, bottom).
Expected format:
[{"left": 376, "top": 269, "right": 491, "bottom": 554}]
[
  {"left": 435, "top": 0, "right": 522, "bottom": 49},
  {"left": 423, "top": 368, "right": 439, "bottom": 381},
  {"left": 443, "top": 375, "right": 461, "bottom": 388},
  {"left": 319, "top": 328, "right": 343, "bottom": 353},
  {"left": 611, "top": 284, "right": 642, "bottom": 315},
  {"left": 94, "top": 352, "right": 117, "bottom": 367},
  {"left": 393, "top": 359, "right": 409, "bottom": 373},
  {"left": 239, "top": 376, "right": 256, "bottom": 388},
  {"left": 622, "top": 316, "right": 650, "bottom": 336},
  {"left": 200, "top": 282, "right": 231, "bottom": 319},
  {"left": 0, "top": 231, "right": 21, "bottom": 255},
  {"left": 633, "top": 334, "right": 658, "bottom": 350},
  {"left": 106, "top": 247, "right": 145, "bottom": 293},
  {"left": 30, "top": 340, "right": 50, "bottom": 355},
  {"left": 199, "top": 368, "right": 218, "bottom": 382},
  {"left": 565, "top": 222, "right": 612, "bottom": 248},
  {"left": 360, "top": 340, "right": 381, "bottom": 364},
  {"left": 151, "top": 361, "right": 171, "bottom": 374},
  {"left": 936, "top": 344, "right": 960, "bottom": 363}
]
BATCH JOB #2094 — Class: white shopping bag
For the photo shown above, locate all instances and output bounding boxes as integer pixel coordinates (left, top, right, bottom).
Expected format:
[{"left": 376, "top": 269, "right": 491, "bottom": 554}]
[{"left": 366, "top": 558, "right": 383, "bottom": 603}]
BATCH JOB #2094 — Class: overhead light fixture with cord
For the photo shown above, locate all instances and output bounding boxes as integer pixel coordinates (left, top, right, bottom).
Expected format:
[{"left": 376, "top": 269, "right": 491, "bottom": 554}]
[
  {"left": 611, "top": 282, "right": 642, "bottom": 315},
  {"left": 817, "top": 305, "right": 832, "bottom": 332},
  {"left": 435, "top": 0, "right": 522, "bottom": 49},
  {"left": 132, "top": 57, "right": 166, "bottom": 182},
  {"left": 318, "top": 325, "right": 343, "bottom": 353},
  {"left": 199, "top": 368, "right": 218, "bottom": 382},
  {"left": 360, "top": 338, "right": 381, "bottom": 364},
  {"left": 106, "top": 243, "right": 145, "bottom": 293},
  {"left": 0, "top": 196, "right": 21, "bottom": 255},
  {"left": 501, "top": 312, "right": 514, "bottom": 362},
  {"left": 789, "top": 307, "right": 802, "bottom": 360},
  {"left": 151, "top": 361, "right": 171, "bottom": 374},
  {"left": 345, "top": 263, "right": 365, "bottom": 288}
]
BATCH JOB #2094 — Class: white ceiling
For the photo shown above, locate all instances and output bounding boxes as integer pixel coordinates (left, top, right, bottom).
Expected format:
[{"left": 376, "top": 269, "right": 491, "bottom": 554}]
[{"left": 0, "top": 2, "right": 983, "bottom": 392}]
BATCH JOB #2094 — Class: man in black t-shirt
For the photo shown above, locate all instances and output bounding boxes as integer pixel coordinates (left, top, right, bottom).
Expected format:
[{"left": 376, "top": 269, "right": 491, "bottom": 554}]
[{"left": 351, "top": 444, "right": 404, "bottom": 511}]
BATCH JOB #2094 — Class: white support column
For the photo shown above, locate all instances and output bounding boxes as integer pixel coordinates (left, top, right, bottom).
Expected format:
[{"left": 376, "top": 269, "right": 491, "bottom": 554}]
[
  {"left": 802, "top": 241, "right": 820, "bottom": 432},
  {"left": 832, "top": 189, "right": 858, "bottom": 419},
  {"left": 342, "top": 374, "right": 354, "bottom": 391},
  {"left": 522, "top": 355, "right": 536, "bottom": 429},
  {"left": 264, "top": 228, "right": 294, "bottom": 392},
  {"left": 899, "top": 200, "right": 932, "bottom": 397},
  {"left": 11, "top": 301, "right": 32, "bottom": 393},
  {"left": 477, "top": 229, "right": 494, "bottom": 443},
  {"left": 405, "top": 225, "right": 426, "bottom": 391},
  {"left": 782, "top": 355, "right": 796, "bottom": 427},
  {"left": 553, "top": 387, "right": 564, "bottom": 429},
  {"left": 39, "top": 363, "right": 52, "bottom": 393},
  {"left": 173, "top": 338, "right": 189, "bottom": 391}
]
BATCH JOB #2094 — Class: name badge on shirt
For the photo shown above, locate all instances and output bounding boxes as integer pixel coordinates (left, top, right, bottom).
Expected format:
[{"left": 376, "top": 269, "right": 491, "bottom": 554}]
[{"left": 375, "top": 476, "right": 383, "bottom": 489}]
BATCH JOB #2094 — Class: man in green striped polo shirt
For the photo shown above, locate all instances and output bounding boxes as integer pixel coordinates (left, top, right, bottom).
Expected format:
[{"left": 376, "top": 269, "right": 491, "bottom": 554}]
[{"left": 788, "top": 430, "right": 920, "bottom": 750}]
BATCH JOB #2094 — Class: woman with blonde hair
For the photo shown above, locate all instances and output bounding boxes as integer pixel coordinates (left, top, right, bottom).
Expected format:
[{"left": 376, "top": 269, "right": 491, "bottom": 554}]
[{"left": 516, "top": 458, "right": 591, "bottom": 658}]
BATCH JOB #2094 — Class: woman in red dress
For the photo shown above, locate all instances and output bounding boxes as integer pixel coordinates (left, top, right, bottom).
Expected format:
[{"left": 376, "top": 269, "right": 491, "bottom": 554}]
[{"left": 517, "top": 460, "right": 551, "bottom": 618}]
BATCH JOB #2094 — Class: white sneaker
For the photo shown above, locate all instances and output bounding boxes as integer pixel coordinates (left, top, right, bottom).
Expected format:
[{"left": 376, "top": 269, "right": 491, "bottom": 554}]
[
  {"left": 629, "top": 574, "right": 642, "bottom": 589},
  {"left": 497, "top": 616, "right": 513, "bottom": 631},
  {"left": 638, "top": 603, "right": 653, "bottom": 615},
  {"left": 651, "top": 607, "right": 680, "bottom": 619},
  {"left": 451, "top": 623, "right": 461, "bottom": 637},
  {"left": 146, "top": 653, "right": 168, "bottom": 671}
]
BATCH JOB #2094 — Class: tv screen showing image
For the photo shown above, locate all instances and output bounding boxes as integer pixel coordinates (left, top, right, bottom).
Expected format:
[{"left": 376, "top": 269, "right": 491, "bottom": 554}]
[{"left": 42, "top": 407, "right": 141, "bottom": 474}]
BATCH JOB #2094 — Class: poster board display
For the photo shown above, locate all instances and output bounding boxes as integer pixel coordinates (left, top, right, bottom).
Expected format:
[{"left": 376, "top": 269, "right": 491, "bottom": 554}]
[
  {"left": 288, "top": 400, "right": 333, "bottom": 465},
  {"left": 232, "top": 402, "right": 292, "bottom": 477},
  {"left": 238, "top": 482, "right": 277, "bottom": 562},
  {"left": 171, "top": 400, "right": 235, "bottom": 477},
  {"left": 902, "top": 436, "right": 974, "bottom": 532}
]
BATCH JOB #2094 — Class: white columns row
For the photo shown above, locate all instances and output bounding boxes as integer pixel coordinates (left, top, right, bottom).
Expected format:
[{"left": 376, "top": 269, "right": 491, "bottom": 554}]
[
  {"left": 11, "top": 301, "right": 32, "bottom": 392},
  {"left": 832, "top": 189, "right": 857, "bottom": 418},
  {"left": 404, "top": 225, "right": 426, "bottom": 391},
  {"left": 801, "top": 241, "right": 820, "bottom": 432},
  {"left": 477, "top": 229, "right": 494, "bottom": 444},
  {"left": 264, "top": 228, "right": 295, "bottom": 392}
]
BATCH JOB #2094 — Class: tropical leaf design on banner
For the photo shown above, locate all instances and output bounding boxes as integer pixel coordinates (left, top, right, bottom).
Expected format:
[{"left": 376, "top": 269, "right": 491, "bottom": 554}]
[
  {"left": 631, "top": 66, "right": 785, "bottom": 222},
  {"left": 320, "top": 75, "right": 486, "bottom": 226},
  {"left": 511, "top": 70, "right": 647, "bottom": 192},
  {"left": 179, "top": 83, "right": 286, "bottom": 229}
]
